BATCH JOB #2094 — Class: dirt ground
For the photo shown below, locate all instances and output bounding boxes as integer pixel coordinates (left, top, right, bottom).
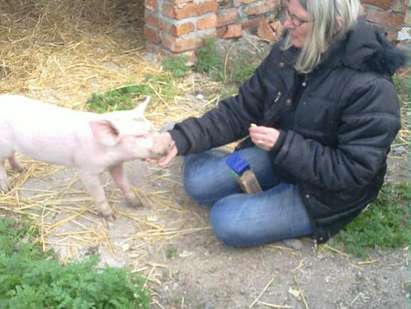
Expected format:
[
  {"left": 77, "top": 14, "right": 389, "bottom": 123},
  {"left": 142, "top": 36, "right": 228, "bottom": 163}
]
[
  {"left": 16, "top": 155, "right": 410, "bottom": 309},
  {"left": 0, "top": 2, "right": 409, "bottom": 308}
]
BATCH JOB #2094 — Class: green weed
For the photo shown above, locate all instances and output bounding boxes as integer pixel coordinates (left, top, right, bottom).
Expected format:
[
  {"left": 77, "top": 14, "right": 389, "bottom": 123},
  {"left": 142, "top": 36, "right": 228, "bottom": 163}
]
[
  {"left": 86, "top": 84, "right": 153, "bottom": 113},
  {"left": 194, "top": 37, "right": 225, "bottom": 81},
  {"left": 162, "top": 55, "right": 190, "bottom": 78},
  {"left": 165, "top": 245, "right": 177, "bottom": 259},
  {"left": 194, "top": 36, "right": 258, "bottom": 86},
  {"left": 231, "top": 59, "right": 257, "bottom": 84},
  {"left": 86, "top": 73, "right": 180, "bottom": 113},
  {"left": 331, "top": 182, "right": 410, "bottom": 258},
  {"left": 393, "top": 73, "right": 402, "bottom": 94},
  {"left": 0, "top": 218, "right": 151, "bottom": 308},
  {"left": 143, "top": 73, "right": 180, "bottom": 100}
]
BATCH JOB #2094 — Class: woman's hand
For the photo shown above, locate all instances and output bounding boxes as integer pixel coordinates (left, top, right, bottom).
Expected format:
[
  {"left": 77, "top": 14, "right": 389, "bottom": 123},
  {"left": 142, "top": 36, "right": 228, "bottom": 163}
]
[
  {"left": 147, "top": 132, "right": 178, "bottom": 167},
  {"left": 249, "top": 124, "right": 280, "bottom": 151}
]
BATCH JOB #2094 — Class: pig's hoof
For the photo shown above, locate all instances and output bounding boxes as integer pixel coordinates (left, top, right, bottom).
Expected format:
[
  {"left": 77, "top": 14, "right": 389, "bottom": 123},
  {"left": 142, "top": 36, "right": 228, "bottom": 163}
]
[
  {"left": 100, "top": 210, "right": 116, "bottom": 222},
  {"left": 0, "top": 182, "right": 10, "bottom": 193},
  {"left": 97, "top": 204, "right": 116, "bottom": 221},
  {"left": 13, "top": 166, "right": 25, "bottom": 173},
  {"left": 103, "top": 212, "right": 116, "bottom": 222},
  {"left": 127, "top": 197, "right": 143, "bottom": 208}
]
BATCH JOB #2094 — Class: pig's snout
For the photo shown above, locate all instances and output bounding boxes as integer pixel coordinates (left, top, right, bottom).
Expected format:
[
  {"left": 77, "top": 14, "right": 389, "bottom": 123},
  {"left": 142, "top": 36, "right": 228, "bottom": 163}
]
[{"left": 146, "top": 132, "right": 175, "bottom": 158}]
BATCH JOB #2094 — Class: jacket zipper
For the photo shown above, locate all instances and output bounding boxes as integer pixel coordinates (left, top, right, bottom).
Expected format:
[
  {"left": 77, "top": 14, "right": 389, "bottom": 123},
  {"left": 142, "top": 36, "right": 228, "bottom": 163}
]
[{"left": 273, "top": 91, "right": 282, "bottom": 104}]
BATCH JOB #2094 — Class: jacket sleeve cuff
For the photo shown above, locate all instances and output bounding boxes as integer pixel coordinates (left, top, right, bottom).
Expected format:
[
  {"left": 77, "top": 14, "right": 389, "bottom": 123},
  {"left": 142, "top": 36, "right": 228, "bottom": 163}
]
[
  {"left": 169, "top": 129, "right": 190, "bottom": 155},
  {"left": 270, "top": 129, "right": 286, "bottom": 155}
]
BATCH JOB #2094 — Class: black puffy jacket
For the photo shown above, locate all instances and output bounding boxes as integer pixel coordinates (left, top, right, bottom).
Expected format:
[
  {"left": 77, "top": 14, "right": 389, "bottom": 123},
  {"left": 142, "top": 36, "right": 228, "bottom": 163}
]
[{"left": 169, "top": 20, "right": 407, "bottom": 243}]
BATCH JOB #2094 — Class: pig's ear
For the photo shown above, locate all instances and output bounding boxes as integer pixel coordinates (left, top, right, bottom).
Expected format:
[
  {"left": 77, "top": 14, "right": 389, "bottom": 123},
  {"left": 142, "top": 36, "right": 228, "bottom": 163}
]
[
  {"left": 89, "top": 120, "right": 120, "bottom": 146},
  {"left": 133, "top": 96, "right": 151, "bottom": 116}
]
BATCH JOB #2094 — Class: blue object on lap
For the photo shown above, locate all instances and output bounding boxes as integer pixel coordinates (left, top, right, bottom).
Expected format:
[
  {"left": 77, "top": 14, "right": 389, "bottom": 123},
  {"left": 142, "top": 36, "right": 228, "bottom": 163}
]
[{"left": 225, "top": 153, "right": 250, "bottom": 176}]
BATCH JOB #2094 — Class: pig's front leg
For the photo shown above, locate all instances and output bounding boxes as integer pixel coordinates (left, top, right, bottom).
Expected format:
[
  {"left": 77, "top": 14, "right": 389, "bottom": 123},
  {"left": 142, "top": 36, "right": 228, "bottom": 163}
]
[
  {"left": 8, "top": 153, "right": 24, "bottom": 172},
  {"left": 0, "top": 160, "right": 10, "bottom": 192},
  {"left": 78, "top": 171, "right": 115, "bottom": 220},
  {"left": 109, "top": 163, "right": 141, "bottom": 208}
]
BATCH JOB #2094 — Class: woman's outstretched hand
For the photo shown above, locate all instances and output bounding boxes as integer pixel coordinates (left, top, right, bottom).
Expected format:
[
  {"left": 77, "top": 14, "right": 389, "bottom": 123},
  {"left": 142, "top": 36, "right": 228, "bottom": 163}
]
[
  {"left": 249, "top": 123, "right": 280, "bottom": 151},
  {"left": 147, "top": 132, "right": 178, "bottom": 167}
]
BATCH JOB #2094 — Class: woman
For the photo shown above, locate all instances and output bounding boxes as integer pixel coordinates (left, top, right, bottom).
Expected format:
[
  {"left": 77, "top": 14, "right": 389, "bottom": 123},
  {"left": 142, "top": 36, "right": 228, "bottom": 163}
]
[{"left": 152, "top": 0, "right": 407, "bottom": 247}]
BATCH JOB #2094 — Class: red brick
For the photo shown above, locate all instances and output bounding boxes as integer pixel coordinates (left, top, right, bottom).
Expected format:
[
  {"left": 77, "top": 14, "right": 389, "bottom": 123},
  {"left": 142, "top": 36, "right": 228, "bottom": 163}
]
[
  {"left": 161, "top": 3, "right": 176, "bottom": 18},
  {"left": 159, "top": 20, "right": 195, "bottom": 36},
  {"left": 195, "top": 1, "right": 218, "bottom": 16},
  {"left": 361, "top": 0, "right": 396, "bottom": 10},
  {"left": 171, "top": 0, "right": 194, "bottom": 6},
  {"left": 197, "top": 14, "right": 217, "bottom": 30},
  {"left": 241, "top": 16, "right": 264, "bottom": 31},
  {"left": 159, "top": 19, "right": 171, "bottom": 32},
  {"left": 161, "top": 1, "right": 218, "bottom": 19},
  {"left": 173, "top": 22, "right": 195, "bottom": 36},
  {"left": 173, "top": 3, "right": 200, "bottom": 18},
  {"left": 216, "top": 25, "right": 228, "bottom": 37},
  {"left": 243, "top": 1, "right": 276, "bottom": 16},
  {"left": 257, "top": 19, "right": 283, "bottom": 42},
  {"left": 223, "top": 24, "right": 243, "bottom": 38},
  {"left": 161, "top": 33, "right": 203, "bottom": 52},
  {"left": 145, "top": 14, "right": 159, "bottom": 28},
  {"left": 365, "top": 7, "right": 405, "bottom": 28},
  {"left": 217, "top": 8, "right": 238, "bottom": 27},
  {"left": 144, "top": 26, "right": 161, "bottom": 44},
  {"left": 145, "top": 0, "right": 157, "bottom": 11}
]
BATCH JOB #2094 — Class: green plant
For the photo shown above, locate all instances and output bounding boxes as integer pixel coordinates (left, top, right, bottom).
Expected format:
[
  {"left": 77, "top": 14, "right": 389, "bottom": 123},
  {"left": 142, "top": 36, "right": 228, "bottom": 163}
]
[
  {"left": 0, "top": 218, "right": 151, "bottom": 308},
  {"left": 165, "top": 245, "right": 177, "bottom": 259},
  {"left": 143, "top": 73, "right": 180, "bottom": 100},
  {"left": 86, "top": 72, "right": 181, "bottom": 113},
  {"left": 194, "top": 37, "right": 225, "bottom": 81},
  {"left": 392, "top": 73, "right": 402, "bottom": 94},
  {"left": 331, "top": 182, "right": 410, "bottom": 258},
  {"left": 162, "top": 55, "right": 190, "bottom": 78},
  {"left": 194, "top": 36, "right": 259, "bottom": 87},
  {"left": 86, "top": 84, "right": 153, "bottom": 113},
  {"left": 231, "top": 60, "right": 257, "bottom": 84}
]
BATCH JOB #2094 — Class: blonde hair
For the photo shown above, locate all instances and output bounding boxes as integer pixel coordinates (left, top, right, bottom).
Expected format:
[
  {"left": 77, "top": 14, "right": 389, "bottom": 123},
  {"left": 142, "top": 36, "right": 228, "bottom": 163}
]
[{"left": 282, "top": 0, "right": 363, "bottom": 73}]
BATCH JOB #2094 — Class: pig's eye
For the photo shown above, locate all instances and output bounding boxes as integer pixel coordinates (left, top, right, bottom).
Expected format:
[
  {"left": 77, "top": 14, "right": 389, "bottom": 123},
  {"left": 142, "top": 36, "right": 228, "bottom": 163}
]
[{"left": 134, "top": 134, "right": 147, "bottom": 139}]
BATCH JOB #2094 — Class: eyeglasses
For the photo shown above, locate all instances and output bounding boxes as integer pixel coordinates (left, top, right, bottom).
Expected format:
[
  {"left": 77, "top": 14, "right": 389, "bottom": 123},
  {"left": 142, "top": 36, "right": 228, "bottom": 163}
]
[{"left": 283, "top": 8, "right": 312, "bottom": 27}]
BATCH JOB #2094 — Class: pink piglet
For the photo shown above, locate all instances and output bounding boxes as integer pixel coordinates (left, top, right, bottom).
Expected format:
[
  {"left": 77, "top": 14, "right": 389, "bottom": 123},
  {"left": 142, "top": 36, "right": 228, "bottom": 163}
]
[{"left": 0, "top": 94, "right": 159, "bottom": 220}]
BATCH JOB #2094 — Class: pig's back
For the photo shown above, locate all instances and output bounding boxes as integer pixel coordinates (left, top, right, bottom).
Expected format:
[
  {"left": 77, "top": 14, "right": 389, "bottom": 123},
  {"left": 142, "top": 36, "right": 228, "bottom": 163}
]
[
  {"left": 0, "top": 94, "right": 89, "bottom": 119},
  {"left": 0, "top": 94, "right": 96, "bottom": 165},
  {"left": 0, "top": 94, "right": 92, "bottom": 135}
]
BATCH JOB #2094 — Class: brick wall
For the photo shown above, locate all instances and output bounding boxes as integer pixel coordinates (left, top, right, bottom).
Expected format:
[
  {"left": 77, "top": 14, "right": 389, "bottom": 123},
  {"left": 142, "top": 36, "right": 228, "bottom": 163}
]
[
  {"left": 362, "top": 0, "right": 408, "bottom": 40},
  {"left": 144, "top": 0, "right": 408, "bottom": 56}
]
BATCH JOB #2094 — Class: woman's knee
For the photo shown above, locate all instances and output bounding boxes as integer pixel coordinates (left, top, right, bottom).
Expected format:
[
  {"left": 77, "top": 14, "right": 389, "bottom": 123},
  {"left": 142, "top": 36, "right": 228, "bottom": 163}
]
[
  {"left": 210, "top": 198, "right": 246, "bottom": 247},
  {"left": 210, "top": 211, "right": 237, "bottom": 246},
  {"left": 209, "top": 186, "right": 314, "bottom": 247},
  {"left": 183, "top": 153, "right": 215, "bottom": 203},
  {"left": 183, "top": 151, "right": 239, "bottom": 204}
]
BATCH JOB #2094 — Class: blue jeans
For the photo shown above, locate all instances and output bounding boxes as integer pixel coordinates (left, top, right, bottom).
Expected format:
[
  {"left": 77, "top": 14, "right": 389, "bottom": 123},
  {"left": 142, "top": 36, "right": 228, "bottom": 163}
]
[{"left": 183, "top": 147, "right": 313, "bottom": 247}]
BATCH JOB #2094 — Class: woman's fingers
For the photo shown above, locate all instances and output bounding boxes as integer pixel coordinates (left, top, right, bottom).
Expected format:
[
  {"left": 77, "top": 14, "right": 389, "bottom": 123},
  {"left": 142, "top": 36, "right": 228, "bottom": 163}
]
[
  {"left": 158, "top": 145, "right": 178, "bottom": 167},
  {"left": 150, "top": 132, "right": 174, "bottom": 155},
  {"left": 249, "top": 124, "right": 280, "bottom": 150},
  {"left": 145, "top": 132, "right": 178, "bottom": 167}
]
